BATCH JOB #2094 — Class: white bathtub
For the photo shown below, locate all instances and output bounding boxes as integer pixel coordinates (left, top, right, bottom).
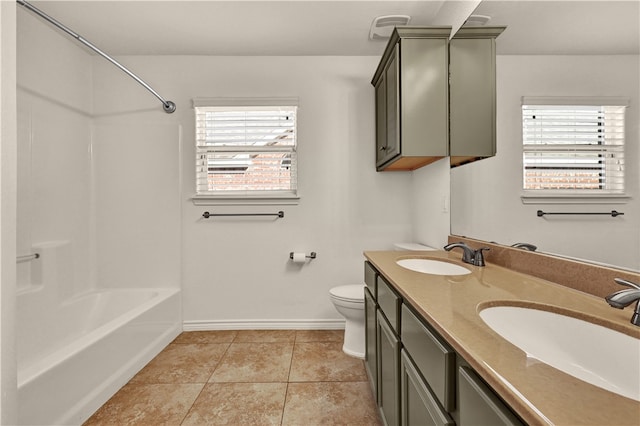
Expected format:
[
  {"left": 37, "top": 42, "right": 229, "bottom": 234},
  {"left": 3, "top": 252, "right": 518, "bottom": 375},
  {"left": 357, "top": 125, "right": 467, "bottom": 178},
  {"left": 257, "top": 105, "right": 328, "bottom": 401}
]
[{"left": 17, "top": 287, "right": 181, "bottom": 425}]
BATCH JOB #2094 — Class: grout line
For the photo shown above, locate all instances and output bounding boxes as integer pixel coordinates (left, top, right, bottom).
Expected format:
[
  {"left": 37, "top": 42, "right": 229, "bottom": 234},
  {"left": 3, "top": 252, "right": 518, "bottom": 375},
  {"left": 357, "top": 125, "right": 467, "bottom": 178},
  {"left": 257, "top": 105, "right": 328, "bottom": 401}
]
[
  {"left": 178, "top": 382, "right": 207, "bottom": 426},
  {"left": 282, "top": 333, "right": 298, "bottom": 426},
  {"left": 281, "top": 381, "right": 290, "bottom": 426},
  {"left": 205, "top": 341, "right": 233, "bottom": 383}
]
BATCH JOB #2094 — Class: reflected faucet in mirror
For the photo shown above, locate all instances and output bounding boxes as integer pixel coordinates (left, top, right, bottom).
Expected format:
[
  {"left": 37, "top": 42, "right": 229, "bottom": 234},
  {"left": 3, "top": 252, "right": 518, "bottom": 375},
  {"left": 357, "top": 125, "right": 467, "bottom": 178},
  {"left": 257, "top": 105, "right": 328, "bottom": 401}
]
[
  {"left": 605, "top": 278, "right": 640, "bottom": 326},
  {"left": 511, "top": 242, "right": 537, "bottom": 251}
]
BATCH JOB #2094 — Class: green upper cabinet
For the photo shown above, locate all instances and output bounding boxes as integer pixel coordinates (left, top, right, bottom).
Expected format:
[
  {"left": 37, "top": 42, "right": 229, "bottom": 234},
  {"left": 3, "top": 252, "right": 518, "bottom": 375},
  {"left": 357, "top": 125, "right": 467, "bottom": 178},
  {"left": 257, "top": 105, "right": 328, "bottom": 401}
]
[
  {"left": 449, "top": 27, "right": 504, "bottom": 167},
  {"left": 372, "top": 27, "right": 450, "bottom": 171},
  {"left": 372, "top": 26, "right": 505, "bottom": 171}
]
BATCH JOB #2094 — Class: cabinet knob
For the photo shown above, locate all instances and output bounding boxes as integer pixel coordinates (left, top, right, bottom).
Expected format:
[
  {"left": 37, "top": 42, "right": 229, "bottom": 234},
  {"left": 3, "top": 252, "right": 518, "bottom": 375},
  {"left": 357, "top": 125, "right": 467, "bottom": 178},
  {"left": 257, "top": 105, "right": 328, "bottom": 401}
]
[{"left": 379, "top": 146, "right": 387, "bottom": 151}]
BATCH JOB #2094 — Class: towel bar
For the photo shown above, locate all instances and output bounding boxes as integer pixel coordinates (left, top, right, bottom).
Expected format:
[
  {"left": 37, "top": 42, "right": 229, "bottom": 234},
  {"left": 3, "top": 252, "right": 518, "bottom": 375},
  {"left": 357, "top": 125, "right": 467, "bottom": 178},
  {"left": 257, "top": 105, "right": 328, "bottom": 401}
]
[
  {"left": 202, "top": 211, "right": 285, "bottom": 219},
  {"left": 537, "top": 210, "right": 623, "bottom": 217}
]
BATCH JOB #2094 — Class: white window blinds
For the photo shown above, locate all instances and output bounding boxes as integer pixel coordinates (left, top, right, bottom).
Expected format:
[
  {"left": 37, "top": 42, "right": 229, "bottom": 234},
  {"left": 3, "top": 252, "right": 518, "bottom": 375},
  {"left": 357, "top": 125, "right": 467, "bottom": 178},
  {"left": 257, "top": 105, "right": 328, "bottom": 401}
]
[
  {"left": 195, "top": 101, "right": 297, "bottom": 198},
  {"left": 522, "top": 101, "right": 626, "bottom": 194}
]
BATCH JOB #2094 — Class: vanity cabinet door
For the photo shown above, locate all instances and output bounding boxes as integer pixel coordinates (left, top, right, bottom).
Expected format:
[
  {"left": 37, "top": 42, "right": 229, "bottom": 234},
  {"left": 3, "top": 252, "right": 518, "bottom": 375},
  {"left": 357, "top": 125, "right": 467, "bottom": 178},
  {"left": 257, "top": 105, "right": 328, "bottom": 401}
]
[
  {"left": 401, "top": 304, "right": 456, "bottom": 412},
  {"left": 401, "top": 350, "right": 454, "bottom": 426},
  {"left": 458, "top": 367, "right": 523, "bottom": 426},
  {"left": 378, "top": 311, "right": 400, "bottom": 426},
  {"left": 365, "top": 287, "right": 378, "bottom": 401}
]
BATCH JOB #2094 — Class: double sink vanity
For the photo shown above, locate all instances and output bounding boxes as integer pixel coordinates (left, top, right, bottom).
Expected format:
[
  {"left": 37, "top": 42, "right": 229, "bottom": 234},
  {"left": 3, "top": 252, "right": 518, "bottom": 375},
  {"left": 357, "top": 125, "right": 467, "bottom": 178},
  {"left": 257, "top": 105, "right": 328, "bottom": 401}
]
[{"left": 363, "top": 241, "right": 640, "bottom": 425}]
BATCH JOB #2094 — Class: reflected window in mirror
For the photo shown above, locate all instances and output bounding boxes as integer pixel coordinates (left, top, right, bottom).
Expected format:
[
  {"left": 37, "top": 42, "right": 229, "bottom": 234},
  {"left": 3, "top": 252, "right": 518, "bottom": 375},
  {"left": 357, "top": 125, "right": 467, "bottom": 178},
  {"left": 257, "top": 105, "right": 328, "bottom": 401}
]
[{"left": 521, "top": 97, "right": 628, "bottom": 197}]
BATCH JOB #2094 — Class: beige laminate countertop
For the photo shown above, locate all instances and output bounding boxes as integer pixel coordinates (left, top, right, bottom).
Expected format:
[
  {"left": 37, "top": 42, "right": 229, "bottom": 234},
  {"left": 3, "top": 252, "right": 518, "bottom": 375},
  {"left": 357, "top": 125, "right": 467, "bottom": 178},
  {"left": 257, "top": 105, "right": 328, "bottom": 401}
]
[{"left": 364, "top": 250, "right": 640, "bottom": 426}]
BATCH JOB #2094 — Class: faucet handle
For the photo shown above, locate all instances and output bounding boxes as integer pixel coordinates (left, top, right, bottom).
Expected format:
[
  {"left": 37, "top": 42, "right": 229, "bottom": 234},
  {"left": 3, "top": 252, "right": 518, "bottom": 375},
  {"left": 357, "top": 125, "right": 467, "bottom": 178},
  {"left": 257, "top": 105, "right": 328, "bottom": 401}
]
[
  {"left": 614, "top": 278, "right": 640, "bottom": 290},
  {"left": 473, "top": 247, "right": 490, "bottom": 266}
]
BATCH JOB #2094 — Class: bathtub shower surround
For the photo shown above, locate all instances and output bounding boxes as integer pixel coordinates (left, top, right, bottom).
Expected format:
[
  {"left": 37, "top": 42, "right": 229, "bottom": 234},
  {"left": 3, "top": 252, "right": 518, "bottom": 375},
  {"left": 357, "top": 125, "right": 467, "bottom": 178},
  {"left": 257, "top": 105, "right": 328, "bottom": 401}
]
[
  {"left": 16, "top": 6, "right": 183, "bottom": 425},
  {"left": 17, "top": 285, "right": 180, "bottom": 425}
]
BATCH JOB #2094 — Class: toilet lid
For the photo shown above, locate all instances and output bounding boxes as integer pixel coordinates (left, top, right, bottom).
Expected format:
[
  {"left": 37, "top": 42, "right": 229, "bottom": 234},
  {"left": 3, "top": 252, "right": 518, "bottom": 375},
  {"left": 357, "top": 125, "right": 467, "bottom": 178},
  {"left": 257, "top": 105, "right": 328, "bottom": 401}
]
[
  {"left": 330, "top": 285, "right": 365, "bottom": 301},
  {"left": 394, "top": 242, "right": 437, "bottom": 251}
]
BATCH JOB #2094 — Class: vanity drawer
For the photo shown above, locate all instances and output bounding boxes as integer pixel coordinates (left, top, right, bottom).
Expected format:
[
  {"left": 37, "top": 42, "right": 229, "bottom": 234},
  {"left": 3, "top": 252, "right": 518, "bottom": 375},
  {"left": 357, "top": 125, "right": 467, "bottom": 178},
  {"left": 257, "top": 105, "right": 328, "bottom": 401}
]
[
  {"left": 401, "top": 304, "right": 455, "bottom": 412},
  {"left": 377, "top": 276, "right": 400, "bottom": 333},
  {"left": 401, "top": 349, "right": 454, "bottom": 426},
  {"left": 365, "top": 261, "right": 377, "bottom": 299},
  {"left": 458, "top": 366, "right": 523, "bottom": 426}
]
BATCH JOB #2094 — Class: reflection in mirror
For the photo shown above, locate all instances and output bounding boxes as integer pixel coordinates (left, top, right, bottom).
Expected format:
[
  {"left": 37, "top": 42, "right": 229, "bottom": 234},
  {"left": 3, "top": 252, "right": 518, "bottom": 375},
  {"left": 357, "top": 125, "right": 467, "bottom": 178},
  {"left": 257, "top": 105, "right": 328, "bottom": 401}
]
[{"left": 450, "top": 1, "right": 640, "bottom": 271}]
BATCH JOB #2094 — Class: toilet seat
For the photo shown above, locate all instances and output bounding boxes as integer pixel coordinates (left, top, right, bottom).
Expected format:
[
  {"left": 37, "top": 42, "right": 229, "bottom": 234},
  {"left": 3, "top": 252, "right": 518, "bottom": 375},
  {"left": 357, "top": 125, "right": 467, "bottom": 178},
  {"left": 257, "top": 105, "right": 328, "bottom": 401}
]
[{"left": 329, "top": 285, "right": 364, "bottom": 303}]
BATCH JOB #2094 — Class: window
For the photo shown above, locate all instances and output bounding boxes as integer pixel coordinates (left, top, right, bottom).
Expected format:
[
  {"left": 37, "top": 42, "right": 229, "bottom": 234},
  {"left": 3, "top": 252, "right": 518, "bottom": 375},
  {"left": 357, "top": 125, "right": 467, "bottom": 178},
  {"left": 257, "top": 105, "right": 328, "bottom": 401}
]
[
  {"left": 193, "top": 98, "right": 298, "bottom": 204},
  {"left": 522, "top": 97, "right": 627, "bottom": 198}
]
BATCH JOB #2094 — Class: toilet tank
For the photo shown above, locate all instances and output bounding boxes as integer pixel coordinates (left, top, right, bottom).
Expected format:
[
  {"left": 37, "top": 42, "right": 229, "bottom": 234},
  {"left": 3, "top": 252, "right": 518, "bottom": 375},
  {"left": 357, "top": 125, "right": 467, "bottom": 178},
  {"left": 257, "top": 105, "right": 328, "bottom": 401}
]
[{"left": 394, "top": 242, "right": 437, "bottom": 251}]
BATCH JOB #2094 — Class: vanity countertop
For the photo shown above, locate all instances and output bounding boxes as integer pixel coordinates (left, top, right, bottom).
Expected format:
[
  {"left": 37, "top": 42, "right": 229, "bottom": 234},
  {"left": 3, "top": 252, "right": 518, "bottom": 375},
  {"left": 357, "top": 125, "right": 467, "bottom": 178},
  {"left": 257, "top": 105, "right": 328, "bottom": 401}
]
[{"left": 364, "top": 250, "right": 640, "bottom": 426}]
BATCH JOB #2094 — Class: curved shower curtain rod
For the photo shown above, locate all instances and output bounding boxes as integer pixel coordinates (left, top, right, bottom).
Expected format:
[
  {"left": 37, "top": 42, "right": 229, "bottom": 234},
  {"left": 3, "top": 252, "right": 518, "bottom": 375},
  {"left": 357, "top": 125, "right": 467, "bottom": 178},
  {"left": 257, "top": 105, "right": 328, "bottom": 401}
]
[{"left": 16, "top": 0, "right": 176, "bottom": 114}]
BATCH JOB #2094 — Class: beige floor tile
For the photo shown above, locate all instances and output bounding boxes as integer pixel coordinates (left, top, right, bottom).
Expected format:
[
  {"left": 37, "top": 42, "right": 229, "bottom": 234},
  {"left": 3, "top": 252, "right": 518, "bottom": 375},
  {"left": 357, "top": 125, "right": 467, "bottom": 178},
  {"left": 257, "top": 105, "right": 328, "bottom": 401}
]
[
  {"left": 172, "top": 330, "right": 238, "bottom": 344},
  {"left": 289, "top": 341, "right": 367, "bottom": 382},
  {"left": 210, "top": 342, "right": 294, "bottom": 382},
  {"left": 282, "top": 382, "right": 382, "bottom": 426},
  {"left": 130, "top": 343, "right": 229, "bottom": 384},
  {"left": 182, "top": 382, "right": 287, "bottom": 426},
  {"left": 85, "top": 330, "right": 381, "bottom": 425},
  {"left": 295, "top": 329, "right": 344, "bottom": 343},
  {"left": 234, "top": 329, "right": 296, "bottom": 343},
  {"left": 83, "top": 383, "right": 203, "bottom": 426}
]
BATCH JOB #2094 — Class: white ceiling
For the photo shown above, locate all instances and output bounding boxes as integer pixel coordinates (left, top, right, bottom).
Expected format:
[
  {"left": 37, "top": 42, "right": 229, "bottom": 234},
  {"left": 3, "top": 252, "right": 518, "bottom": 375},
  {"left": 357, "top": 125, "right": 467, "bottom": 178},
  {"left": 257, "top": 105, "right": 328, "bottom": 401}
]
[
  {"left": 23, "top": 0, "right": 640, "bottom": 56},
  {"left": 475, "top": 1, "right": 640, "bottom": 55}
]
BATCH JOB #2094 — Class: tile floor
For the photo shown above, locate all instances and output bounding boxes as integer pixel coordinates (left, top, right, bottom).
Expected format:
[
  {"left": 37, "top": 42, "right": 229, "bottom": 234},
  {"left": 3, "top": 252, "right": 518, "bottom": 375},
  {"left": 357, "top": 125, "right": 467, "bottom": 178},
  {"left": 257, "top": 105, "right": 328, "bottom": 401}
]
[{"left": 83, "top": 330, "right": 382, "bottom": 426}]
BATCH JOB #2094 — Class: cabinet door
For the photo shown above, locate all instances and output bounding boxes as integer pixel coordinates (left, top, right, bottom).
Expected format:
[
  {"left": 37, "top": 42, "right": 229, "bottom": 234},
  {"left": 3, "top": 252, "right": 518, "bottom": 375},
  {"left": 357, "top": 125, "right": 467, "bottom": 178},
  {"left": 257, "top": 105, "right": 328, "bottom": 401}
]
[
  {"left": 375, "top": 73, "right": 388, "bottom": 166},
  {"left": 378, "top": 311, "right": 400, "bottom": 426},
  {"left": 449, "top": 37, "right": 496, "bottom": 159},
  {"left": 401, "top": 350, "right": 454, "bottom": 426},
  {"left": 383, "top": 45, "right": 399, "bottom": 164},
  {"left": 458, "top": 367, "right": 523, "bottom": 426},
  {"left": 401, "top": 304, "right": 455, "bottom": 412},
  {"left": 365, "top": 288, "right": 378, "bottom": 401}
]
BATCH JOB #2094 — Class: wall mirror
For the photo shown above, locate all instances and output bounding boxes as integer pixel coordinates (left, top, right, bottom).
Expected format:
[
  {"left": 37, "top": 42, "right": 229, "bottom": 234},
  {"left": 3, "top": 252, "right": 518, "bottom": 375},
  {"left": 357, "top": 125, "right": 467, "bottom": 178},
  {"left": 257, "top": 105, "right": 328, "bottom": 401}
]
[{"left": 450, "top": 0, "right": 640, "bottom": 271}]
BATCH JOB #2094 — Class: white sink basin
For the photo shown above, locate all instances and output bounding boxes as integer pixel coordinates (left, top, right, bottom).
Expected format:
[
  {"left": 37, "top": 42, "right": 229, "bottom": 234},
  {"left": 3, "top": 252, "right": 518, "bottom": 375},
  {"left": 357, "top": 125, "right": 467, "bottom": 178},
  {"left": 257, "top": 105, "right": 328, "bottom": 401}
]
[
  {"left": 480, "top": 306, "right": 640, "bottom": 401},
  {"left": 396, "top": 258, "right": 471, "bottom": 276}
]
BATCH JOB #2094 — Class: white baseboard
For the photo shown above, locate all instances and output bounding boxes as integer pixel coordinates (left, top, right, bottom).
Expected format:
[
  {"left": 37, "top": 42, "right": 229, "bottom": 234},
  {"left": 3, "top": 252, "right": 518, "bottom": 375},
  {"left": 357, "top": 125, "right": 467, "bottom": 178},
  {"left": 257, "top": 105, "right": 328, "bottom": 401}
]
[{"left": 183, "top": 319, "right": 345, "bottom": 331}]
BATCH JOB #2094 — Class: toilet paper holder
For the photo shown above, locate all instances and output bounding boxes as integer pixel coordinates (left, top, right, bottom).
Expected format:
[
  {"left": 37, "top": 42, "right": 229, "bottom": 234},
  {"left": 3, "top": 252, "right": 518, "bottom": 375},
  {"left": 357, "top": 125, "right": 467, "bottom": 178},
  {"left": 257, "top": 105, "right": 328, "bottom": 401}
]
[{"left": 289, "top": 252, "right": 317, "bottom": 260}]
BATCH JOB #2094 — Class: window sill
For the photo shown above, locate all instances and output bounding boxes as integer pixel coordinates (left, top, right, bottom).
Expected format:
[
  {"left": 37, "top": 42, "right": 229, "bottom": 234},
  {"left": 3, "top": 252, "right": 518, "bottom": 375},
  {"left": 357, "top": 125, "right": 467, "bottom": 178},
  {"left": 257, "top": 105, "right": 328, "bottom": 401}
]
[
  {"left": 192, "top": 194, "right": 300, "bottom": 206},
  {"left": 520, "top": 193, "right": 630, "bottom": 205}
]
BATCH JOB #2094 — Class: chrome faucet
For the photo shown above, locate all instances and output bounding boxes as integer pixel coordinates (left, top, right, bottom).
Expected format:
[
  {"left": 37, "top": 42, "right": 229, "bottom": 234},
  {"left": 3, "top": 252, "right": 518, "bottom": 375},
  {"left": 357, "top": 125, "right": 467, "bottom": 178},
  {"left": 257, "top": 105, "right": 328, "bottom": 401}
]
[
  {"left": 605, "top": 278, "right": 640, "bottom": 326},
  {"left": 443, "top": 242, "right": 489, "bottom": 267}
]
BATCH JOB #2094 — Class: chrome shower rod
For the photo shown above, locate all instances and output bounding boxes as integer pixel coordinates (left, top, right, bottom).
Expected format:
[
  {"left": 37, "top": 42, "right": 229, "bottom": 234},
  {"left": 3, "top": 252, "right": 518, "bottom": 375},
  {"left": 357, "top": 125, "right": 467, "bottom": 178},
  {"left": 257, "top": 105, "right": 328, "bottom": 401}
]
[{"left": 16, "top": 0, "right": 176, "bottom": 114}]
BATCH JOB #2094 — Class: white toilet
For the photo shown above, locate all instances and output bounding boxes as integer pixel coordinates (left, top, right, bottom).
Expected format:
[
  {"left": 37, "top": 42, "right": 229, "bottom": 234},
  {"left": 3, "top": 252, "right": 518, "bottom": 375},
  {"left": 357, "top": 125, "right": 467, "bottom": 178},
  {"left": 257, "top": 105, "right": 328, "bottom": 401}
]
[
  {"left": 329, "top": 242, "right": 436, "bottom": 359},
  {"left": 329, "top": 284, "right": 366, "bottom": 358}
]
